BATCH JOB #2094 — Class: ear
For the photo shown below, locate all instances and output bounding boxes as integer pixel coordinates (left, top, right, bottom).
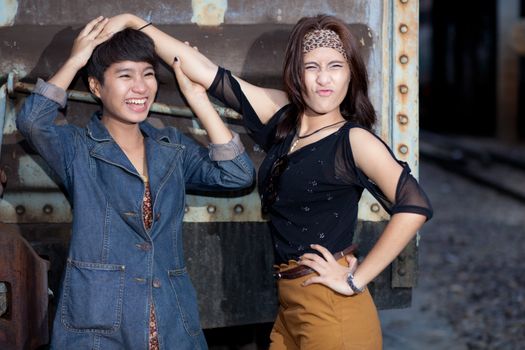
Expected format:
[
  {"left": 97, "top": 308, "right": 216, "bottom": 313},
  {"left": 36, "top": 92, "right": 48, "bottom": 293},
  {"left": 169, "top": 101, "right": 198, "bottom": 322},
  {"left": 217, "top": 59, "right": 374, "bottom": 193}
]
[{"left": 88, "top": 76, "right": 102, "bottom": 99}]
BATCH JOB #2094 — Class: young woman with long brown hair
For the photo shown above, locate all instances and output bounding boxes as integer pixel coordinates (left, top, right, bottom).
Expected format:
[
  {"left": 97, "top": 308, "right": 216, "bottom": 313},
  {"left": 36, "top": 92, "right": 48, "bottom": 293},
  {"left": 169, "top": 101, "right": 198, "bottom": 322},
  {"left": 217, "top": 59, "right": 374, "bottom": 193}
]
[{"left": 104, "top": 13, "right": 432, "bottom": 349}]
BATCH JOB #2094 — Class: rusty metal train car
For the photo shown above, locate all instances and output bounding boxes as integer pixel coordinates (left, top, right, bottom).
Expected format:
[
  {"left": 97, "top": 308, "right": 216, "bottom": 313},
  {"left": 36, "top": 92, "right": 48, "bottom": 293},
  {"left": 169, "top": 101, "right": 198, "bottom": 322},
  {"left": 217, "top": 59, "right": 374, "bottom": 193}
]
[{"left": 0, "top": 1, "right": 421, "bottom": 348}]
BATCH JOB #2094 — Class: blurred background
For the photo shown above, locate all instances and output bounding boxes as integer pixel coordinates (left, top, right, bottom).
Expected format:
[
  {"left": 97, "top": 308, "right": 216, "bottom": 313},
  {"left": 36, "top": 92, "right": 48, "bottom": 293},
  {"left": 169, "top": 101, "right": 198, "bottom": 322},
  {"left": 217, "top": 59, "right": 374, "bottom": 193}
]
[{"left": 0, "top": 0, "right": 524, "bottom": 349}]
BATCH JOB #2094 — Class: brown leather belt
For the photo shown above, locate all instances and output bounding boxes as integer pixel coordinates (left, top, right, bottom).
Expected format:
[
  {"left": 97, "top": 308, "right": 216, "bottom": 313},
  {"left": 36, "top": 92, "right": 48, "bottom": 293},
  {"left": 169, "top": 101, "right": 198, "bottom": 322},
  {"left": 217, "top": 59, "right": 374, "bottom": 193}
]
[{"left": 273, "top": 244, "right": 358, "bottom": 280}]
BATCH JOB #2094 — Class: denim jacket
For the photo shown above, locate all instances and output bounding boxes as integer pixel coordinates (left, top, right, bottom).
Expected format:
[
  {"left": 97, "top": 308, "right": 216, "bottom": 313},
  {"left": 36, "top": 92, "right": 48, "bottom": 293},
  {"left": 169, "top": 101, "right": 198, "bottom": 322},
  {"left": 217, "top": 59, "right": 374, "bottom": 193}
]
[{"left": 16, "top": 80, "right": 255, "bottom": 350}]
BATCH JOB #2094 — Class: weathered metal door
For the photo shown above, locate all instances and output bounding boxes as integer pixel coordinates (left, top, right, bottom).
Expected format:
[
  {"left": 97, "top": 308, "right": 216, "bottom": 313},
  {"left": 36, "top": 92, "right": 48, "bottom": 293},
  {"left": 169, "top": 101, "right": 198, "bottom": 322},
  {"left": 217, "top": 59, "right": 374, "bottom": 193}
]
[{"left": 0, "top": 0, "right": 420, "bottom": 331}]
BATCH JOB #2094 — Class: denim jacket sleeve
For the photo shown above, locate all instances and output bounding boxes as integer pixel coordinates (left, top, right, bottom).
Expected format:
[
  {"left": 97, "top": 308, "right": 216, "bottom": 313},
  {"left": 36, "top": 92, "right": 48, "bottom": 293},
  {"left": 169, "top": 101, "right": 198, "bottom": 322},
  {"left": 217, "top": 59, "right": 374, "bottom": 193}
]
[
  {"left": 180, "top": 131, "right": 255, "bottom": 190},
  {"left": 16, "top": 79, "right": 77, "bottom": 189}
]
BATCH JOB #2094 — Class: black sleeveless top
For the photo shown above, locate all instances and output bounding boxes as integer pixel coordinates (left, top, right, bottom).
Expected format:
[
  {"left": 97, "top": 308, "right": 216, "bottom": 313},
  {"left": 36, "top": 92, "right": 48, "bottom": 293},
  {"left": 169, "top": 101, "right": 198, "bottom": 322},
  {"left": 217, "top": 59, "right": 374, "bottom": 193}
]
[{"left": 209, "top": 67, "right": 433, "bottom": 264}]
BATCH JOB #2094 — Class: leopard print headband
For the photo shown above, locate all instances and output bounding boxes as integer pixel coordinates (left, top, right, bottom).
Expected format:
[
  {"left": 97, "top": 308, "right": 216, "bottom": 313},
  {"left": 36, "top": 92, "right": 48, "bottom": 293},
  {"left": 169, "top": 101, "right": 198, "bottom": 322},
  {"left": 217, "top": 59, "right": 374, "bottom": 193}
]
[{"left": 302, "top": 29, "right": 348, "bottom": 59}]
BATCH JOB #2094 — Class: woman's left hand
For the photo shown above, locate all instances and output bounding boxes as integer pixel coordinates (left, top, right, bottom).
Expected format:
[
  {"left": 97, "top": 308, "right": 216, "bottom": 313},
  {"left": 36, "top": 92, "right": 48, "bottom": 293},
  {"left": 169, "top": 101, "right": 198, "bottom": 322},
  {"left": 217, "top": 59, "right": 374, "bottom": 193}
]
[
  {"left": 300, "top": 244, "right": 358, "bottom": 296},
  {"left": 98, "top": 13, "right": 142, "bottom": 38},
  {"left": 172, "top": 55, "right": 207, "bottom": 99}
]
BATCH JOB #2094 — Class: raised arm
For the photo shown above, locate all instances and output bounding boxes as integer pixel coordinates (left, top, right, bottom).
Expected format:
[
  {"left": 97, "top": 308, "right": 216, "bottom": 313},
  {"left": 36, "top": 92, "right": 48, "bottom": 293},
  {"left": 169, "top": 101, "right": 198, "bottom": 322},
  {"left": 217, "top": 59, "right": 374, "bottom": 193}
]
[
  {"left": 103, "top": 14, "right": 289, "bottom": 124},
  {"left": 16, "top": 17, "right": 114, "bottom": 187},
  {"left": 172, "top": 56, "right": 231, "bottom": 144}
]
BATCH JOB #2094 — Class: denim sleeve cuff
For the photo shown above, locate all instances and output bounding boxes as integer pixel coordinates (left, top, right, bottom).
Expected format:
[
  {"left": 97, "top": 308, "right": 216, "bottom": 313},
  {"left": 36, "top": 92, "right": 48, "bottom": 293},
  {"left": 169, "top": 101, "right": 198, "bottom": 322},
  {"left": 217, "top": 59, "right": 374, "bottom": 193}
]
[
  {"left": 34, "top": 78, "right": 67, "bottom": 108},
  {"left": 208, "top": 131, "right": 246, "bottom": 161}
]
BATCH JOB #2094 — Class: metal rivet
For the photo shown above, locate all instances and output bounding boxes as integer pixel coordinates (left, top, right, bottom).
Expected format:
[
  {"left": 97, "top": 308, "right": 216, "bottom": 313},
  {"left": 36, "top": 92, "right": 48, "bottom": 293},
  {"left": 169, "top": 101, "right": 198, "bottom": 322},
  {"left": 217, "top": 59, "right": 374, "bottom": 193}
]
[
  {"left": 397, "top": 114, "right": 409, "bottom": 125},
  {"left": 184, "top": 206, "right": 189, "bottom": 213},
  {"left": 399, "top": 24, "right": 408, "bottom": 34},
  {"left": 370, "top": 203, "right": 380, "bottom": 213},
  {"left": 43, "top": 204, "right": 53, "bottom": 214},
  {"left": 398, "top": 268, "right": 406, "bottom": 276},
  {"left": 15, "top": 205, "right": 25, "bottom": 215},
  {"left": 234, "top": 204, "right": 244, "bottom": 214},
  {"left": 207, "top": 205, "right": 216, "bottom": 214},
  {"left": 399, "top": 55, "right": 409, "bottom": 64},
  {"left": 399, "top": 85, "right": 409, "bottom": 94},
  {"left": 398, "top": 144, "right": 409, "bottom": 155}
]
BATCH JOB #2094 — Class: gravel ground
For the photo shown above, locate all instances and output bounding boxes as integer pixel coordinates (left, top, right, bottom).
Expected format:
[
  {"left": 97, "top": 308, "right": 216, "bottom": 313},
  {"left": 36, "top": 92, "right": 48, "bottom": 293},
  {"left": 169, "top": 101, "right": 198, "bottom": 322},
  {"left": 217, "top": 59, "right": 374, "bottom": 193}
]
[{"left": 381, "top": 158, "right": 525, "bottom": 350}]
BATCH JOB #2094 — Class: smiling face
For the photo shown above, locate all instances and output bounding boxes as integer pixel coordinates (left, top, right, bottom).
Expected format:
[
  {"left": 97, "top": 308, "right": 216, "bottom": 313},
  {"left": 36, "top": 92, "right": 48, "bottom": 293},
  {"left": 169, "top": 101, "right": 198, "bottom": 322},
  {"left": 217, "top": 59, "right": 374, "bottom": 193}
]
[
  {"left": 301, "top": 47, "right": 350, "bottom": 118},
  {"left": 89, "top": 60, "right": 158, "bottom": 127}
]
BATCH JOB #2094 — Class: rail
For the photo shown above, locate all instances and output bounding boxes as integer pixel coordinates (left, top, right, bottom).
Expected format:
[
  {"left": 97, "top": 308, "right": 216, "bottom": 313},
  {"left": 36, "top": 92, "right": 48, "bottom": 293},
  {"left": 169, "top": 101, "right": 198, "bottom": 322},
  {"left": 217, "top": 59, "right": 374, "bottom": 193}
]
[{"left": 5, "top": 72, "right": 242, "bottom": 120}]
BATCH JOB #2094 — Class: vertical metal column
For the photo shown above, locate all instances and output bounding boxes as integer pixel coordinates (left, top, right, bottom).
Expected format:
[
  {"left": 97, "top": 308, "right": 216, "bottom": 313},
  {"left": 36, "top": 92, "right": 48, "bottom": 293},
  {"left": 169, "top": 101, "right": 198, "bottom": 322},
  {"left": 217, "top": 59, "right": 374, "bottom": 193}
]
[{"left": 389, "top": 0, "right": 420, "bottom": 288}]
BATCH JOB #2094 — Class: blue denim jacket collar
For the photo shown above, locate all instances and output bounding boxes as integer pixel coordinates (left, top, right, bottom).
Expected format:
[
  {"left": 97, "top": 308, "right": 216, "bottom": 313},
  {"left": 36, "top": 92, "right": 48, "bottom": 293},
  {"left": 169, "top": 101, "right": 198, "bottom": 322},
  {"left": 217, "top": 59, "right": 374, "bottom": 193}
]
[
  {"left": 86, "top": 111, "right": 174, "bottom": 144},
  {"left": 86, "top": 112, "right": 182, "bottom": 201}
]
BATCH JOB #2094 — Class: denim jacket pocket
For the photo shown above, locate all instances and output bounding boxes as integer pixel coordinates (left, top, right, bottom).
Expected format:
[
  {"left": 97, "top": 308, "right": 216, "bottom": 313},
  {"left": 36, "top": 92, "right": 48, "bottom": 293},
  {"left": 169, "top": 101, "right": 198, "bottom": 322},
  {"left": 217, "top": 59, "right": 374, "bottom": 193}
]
[
  {"left": 167, "top": 268, "right": 202, "bottom": 337},
  {"left": 61, "top": 259, "right": 126, "bottom": 334}
]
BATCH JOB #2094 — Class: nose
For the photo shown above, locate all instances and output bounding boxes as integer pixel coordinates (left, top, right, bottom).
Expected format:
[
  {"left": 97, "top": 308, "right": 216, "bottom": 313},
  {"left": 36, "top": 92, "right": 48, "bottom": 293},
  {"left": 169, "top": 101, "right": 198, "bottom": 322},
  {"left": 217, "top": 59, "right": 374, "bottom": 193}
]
[
  {"left": 316, "top": 69, "right": 331, "bottom": 86},
  {"left": 132, "top": 77, "right": 148, "bottom": 93}
]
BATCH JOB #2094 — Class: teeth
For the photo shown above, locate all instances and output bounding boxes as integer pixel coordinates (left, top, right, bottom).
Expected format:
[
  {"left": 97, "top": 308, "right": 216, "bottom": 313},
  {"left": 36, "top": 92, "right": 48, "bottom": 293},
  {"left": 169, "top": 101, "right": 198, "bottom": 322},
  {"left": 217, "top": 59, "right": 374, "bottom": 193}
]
[{"left": 126, "top": 98, "right": 146, "bottom": 105}]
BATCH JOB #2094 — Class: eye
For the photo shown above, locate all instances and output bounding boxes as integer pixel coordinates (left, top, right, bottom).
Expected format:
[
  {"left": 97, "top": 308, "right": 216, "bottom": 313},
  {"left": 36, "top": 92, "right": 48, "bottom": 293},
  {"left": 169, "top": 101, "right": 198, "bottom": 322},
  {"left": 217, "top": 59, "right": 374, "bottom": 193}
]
[
  {"left": 329, "top": 63, "right": 344, "bottom": 69},
  {"left": 119, "top": 74, "right": 131, "bottom": 78},
  {"left": 305, "top": 65, "right": 318, "bottom": 71}
]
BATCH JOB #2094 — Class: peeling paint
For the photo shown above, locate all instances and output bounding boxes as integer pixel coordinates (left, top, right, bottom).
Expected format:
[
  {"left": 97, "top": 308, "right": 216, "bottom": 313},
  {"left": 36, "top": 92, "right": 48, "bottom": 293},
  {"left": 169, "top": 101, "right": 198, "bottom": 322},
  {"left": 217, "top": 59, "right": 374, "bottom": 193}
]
[
  {"left": 0, "top": 0, "right": 18, "bottom": 27},
  {"left": 18, "top": 155, "right": 58, "bottom": 188},
  {"left": 0, "top": 62, "right": 27, "bottom": 80},
  {"left": 191, "top": 0, "right": 227, "bottom": 26}
]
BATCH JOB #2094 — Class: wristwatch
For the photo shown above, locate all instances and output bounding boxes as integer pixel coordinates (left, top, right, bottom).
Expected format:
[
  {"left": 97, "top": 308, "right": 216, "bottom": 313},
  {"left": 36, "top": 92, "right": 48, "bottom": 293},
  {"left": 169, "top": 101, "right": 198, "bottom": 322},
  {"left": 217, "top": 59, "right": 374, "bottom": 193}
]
[{"left": 346, "top": 273, "right": 365, "bottom": 294}]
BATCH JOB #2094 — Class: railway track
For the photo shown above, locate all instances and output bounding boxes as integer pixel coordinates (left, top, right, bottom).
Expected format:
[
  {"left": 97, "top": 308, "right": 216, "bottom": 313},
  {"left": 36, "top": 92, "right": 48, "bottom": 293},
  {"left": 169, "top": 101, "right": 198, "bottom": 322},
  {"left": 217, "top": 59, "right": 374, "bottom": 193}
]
[{"left": 420, "top": 132, "right": 525, "bottom": 203}]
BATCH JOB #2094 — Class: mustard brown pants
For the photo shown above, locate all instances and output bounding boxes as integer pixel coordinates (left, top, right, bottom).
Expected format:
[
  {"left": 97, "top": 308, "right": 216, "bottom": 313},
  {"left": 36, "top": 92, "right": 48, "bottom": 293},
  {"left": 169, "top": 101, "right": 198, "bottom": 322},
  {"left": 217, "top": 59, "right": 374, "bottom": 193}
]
[{"left": 270, "top": 259, "right": 382, "bottom": 350}]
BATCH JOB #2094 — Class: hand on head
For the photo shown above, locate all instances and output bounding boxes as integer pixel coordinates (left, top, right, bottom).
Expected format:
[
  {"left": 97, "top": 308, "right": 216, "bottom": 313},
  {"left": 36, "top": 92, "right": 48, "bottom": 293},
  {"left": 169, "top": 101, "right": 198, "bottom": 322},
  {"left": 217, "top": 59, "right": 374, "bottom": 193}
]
[
  {"left": 68, "top": 16, "right": 113, "bottom": 71},
  {"left": 98, "top": 13, "right": 137, "bottom": 39}
]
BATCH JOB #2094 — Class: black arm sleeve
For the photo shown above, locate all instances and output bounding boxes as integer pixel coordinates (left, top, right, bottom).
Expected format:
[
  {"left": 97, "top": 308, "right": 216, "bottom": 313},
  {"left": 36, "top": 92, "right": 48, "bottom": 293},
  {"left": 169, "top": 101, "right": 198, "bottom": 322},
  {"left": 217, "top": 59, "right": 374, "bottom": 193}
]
[
  {"left": 339, "top": 123, "right": 433, "bottom": 220},
  {"left": 208, "top": 66, "right": 287, "bottom": 151},
  {"left": 356, "top": 163, "right": 433, "bottom": 220}
]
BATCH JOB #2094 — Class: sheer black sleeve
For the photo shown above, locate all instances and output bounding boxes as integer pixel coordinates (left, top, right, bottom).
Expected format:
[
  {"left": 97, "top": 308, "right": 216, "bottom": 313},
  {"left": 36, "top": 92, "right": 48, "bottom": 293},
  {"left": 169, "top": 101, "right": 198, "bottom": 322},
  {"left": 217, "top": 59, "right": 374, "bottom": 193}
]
[
  {"left": 208, "top": 66, "right": 286, "bottom": 151},
  {"left": 356, "top": 162, "right": 433, "bottom": 220},
  {"left": 339, "top": 124, "right": 433, "bottom": 220}
]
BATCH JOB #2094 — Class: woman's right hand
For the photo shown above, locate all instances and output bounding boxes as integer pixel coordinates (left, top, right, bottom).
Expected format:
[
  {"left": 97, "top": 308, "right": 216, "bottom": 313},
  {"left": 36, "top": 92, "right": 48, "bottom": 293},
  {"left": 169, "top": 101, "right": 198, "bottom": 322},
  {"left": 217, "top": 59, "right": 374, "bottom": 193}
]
[
  {"left": 48, "top": 16, "right": 113, "bottom": 90},
  {"left": 67, "top": 16, "right": 112, "bottom": 71}
]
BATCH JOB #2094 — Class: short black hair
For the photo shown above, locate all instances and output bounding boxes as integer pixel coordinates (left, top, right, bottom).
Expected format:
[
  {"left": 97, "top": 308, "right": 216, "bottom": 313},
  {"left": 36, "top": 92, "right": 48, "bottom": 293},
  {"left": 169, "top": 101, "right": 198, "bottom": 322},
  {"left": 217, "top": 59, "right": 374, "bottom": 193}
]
[{"left": 86, "top": 28, "right": 158, "bottom": 84}]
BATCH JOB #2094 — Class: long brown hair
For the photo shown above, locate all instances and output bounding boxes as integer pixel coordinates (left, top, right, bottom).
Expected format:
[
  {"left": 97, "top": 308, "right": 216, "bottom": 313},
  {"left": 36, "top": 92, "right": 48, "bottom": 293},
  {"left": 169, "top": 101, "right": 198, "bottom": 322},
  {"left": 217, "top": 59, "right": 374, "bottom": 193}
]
[{"left": 277, "top": 14, "right": 376, "bottom": 141}]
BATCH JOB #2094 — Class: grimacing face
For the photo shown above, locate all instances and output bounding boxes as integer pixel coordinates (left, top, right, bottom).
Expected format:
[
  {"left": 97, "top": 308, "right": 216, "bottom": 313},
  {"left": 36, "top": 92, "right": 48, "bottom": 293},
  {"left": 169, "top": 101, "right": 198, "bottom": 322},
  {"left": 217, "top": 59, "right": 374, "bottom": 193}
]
[
  {"left": 89, "top": 60, "right": 158, "bottom": 126},
  {"left": 301, "top": 47, "right": 350, "bottom": 118}
]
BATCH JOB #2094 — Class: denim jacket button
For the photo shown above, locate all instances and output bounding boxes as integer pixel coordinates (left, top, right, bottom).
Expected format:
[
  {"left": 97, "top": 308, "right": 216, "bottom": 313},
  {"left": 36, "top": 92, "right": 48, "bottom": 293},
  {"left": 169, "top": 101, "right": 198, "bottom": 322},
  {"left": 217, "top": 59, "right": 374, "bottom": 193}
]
[
  {"left": 152, "top": 279, "right": 161, "bottom": 288},
  {"left": 155, "top": 213, "right": 161, "bottom": 221},
  {"left": 136, "top": 242, "right": 151, "bottom": 251}
]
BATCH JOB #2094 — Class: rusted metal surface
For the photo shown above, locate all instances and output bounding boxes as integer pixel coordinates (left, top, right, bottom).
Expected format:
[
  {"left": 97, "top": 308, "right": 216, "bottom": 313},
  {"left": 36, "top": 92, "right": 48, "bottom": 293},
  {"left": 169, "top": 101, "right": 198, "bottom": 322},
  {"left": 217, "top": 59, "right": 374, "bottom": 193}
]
[
  {"left": 388, "top": 0, "right": 421, "bottom": 289},
  {"left": 0, "top": 283, "right": 6, "bottom": 317},
  {"left": 0, "top": 1, "right": 423, "bottom": 333},
  {"left": 9, "top": 0, "right": 379, "bottom": 26},
  {"left": 0, "top": 84, "right": 6, "bottom": 158},
  {"left": 0, "top": 224, "right": 50, "bottom": 350}
]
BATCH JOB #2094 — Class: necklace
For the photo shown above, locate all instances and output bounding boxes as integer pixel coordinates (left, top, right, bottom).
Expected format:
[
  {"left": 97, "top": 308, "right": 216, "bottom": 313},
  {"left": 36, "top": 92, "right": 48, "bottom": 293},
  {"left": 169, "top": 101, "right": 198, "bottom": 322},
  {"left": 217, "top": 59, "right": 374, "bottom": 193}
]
[
  {"left": 289, "top": 120, "right": 346, "bottom": 153},
  {"left": 297, "top": 120, "right": 346, "bottom": 139}
]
